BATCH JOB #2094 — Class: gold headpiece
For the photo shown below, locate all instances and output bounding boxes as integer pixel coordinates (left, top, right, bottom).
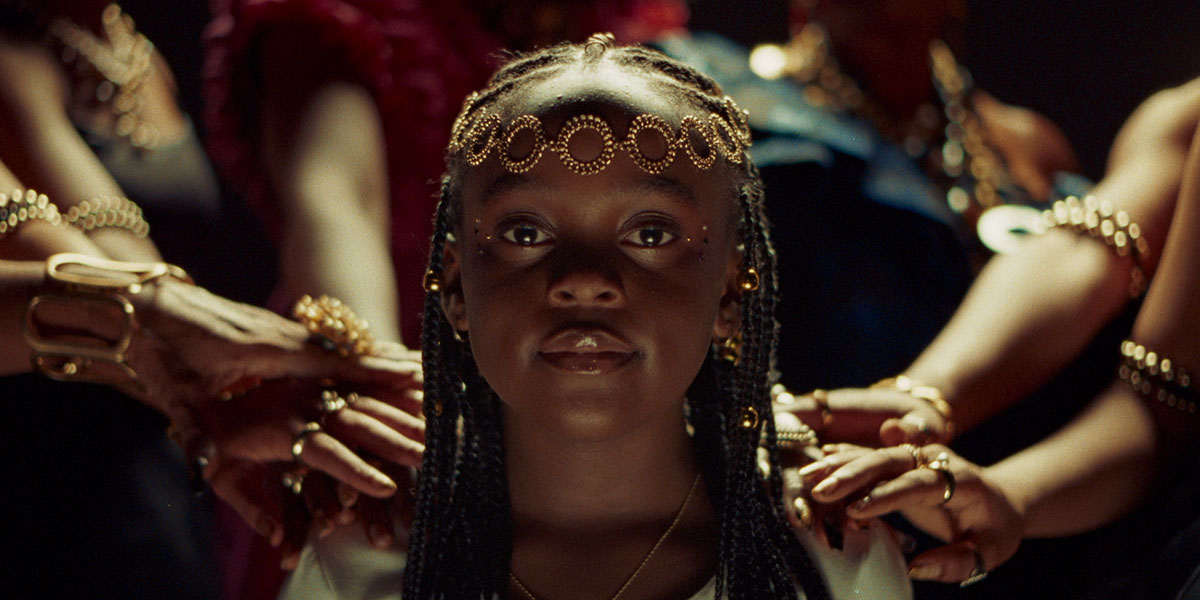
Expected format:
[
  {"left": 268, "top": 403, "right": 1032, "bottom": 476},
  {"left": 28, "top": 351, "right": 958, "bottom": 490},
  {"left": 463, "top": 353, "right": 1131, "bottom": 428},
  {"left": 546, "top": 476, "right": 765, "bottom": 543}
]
[{"left": 447, "top": 95, "right": 752, "bottom": 176}]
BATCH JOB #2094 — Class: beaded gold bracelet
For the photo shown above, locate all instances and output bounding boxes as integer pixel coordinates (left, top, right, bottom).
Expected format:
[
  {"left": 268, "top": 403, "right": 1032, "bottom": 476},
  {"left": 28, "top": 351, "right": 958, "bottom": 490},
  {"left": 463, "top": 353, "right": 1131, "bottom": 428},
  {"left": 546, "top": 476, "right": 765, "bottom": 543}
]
[
  {"left": 0, "top": 188, "right": 63, "bottom": 238},
  {"left": 1118, "top": 340, "right": 1196, "bottom": 416},
  {"left": 1043, "top": 195, "right": 1149, "bottom": 297},
  {"left": 65, "top": 195, "right": 150, "bottom": 238}
]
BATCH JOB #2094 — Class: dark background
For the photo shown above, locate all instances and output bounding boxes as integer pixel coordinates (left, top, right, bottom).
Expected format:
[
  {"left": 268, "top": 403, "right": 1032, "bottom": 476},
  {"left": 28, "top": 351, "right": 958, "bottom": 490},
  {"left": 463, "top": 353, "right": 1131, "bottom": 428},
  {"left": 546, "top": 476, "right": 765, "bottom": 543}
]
[
  {"left": 128, "top": 0, "right": 1200, "bottom": 180},
  {"left": 689, "top": 0, "right": 1200, "bottom": 179}
]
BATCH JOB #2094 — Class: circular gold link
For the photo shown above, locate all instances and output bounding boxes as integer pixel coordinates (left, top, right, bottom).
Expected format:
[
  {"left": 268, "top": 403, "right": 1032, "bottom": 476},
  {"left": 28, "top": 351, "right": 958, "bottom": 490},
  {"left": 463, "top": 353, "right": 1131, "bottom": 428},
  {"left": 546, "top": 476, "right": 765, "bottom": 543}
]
[
  {"left": 499, "top": 114, "right": 547, "bottom": 174},
  {"left": 555, "top": 114, "right": 615, "bottom": 175}
]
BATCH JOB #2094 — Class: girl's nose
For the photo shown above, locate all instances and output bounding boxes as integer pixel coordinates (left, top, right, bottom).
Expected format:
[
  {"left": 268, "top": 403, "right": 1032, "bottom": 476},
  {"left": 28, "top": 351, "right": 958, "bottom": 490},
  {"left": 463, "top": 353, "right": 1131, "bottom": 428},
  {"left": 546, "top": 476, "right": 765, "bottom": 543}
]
[{"left": 547, "top": 269, "right": 625, "bottom": 308}]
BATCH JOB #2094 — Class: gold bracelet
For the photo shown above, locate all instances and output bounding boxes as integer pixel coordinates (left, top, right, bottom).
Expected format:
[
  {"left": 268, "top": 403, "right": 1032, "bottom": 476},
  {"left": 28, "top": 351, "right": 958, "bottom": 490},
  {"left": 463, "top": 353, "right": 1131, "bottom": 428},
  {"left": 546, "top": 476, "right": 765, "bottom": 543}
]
[
  {"left": 23, "top": 252, "right": 190, "bottom": 386},
  {"left": 65, "top": 196, "right": 150, "bottom": 238},
  {"left": 0, "top": 188, "right": 64, "bottom": 238},
  {"left": 291, "top": 294, "right": 374, "bottom": 357},
  {"left": 1118, "top": 340, "right": 1196, "bottom": 416},
  {"left": 1043, "top": 195, "right": 1149, "bottom": 297},
  {"left": 872, "top": 375, "right": 956, "bottom": 437}
]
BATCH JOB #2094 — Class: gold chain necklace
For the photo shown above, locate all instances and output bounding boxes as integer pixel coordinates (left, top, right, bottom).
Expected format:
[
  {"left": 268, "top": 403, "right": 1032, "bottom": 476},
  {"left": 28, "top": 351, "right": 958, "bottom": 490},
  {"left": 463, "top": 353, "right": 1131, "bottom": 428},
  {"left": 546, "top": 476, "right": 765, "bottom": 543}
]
[
  {"left": 780, "top": 23, "right": 1027, "bottom": 236},
  {"left": 49, "top": 4, "right": 160, "bottom": 150},
  {"left": 509, "top": 473, "right": 702, "bottom": 600}
]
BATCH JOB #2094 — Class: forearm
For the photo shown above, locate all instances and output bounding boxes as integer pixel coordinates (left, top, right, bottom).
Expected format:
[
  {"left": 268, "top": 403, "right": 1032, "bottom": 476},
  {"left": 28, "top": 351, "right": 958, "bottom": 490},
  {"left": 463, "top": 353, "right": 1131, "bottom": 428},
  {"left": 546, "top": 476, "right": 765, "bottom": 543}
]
[
  {"left": 906, "top": 82, "right": 1200, "bottom": 433},
  {"left": 259, "top": 30, "right": 400, "bottom": 341},
  {"left": 905, "top": 229, "right": 1129, "bottom": 431},
  {"left": 0, "top": 260, "right": 48, "bottom": 375},
  {"left": 985, "top": 381, "right": 1159, "bottom": 538}
]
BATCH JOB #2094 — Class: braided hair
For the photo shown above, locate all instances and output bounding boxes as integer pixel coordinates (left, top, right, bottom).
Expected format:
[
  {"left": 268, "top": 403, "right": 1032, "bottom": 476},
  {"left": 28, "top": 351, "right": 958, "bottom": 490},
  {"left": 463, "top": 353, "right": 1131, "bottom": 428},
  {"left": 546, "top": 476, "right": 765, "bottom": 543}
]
[{"left": 408, "top": 39, "right": 831, "bottom": 600}]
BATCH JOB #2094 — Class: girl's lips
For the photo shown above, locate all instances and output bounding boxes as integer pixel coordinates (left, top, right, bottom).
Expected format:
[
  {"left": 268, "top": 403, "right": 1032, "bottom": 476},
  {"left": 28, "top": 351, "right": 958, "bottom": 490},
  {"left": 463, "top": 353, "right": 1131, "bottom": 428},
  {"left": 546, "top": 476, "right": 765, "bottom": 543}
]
[
  {"left": 537, "top": 328, "right": 637, "bottom": 374},
  {"left": 537, "top": 351, "right": 636, "bottom": 374},
  {"left": 538, "top": 328, "right": 635, "bottom": 354}
]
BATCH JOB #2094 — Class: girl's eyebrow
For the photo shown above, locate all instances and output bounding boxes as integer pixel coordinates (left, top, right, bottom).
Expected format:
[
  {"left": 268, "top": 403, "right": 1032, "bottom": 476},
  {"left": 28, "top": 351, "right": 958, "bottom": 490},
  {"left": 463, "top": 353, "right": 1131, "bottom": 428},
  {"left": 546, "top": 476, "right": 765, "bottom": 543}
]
[{"left": 482, "top": 173, "right": 539, "bottom": 204}]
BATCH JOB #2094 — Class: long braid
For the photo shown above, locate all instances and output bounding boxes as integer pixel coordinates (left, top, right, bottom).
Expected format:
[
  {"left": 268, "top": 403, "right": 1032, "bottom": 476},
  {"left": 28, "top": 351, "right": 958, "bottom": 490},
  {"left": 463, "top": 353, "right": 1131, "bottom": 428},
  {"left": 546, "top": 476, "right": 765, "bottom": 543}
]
[{"left": 408, "top": 41, "right": 831, "bottom": 600}]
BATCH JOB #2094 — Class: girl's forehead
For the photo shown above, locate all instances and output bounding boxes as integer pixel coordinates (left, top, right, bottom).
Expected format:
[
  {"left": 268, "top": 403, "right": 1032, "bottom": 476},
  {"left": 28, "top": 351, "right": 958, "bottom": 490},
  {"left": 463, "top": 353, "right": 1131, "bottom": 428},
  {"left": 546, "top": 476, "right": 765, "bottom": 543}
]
[{"left": 496, "top": 62, "right": 689, "bottom": 129}]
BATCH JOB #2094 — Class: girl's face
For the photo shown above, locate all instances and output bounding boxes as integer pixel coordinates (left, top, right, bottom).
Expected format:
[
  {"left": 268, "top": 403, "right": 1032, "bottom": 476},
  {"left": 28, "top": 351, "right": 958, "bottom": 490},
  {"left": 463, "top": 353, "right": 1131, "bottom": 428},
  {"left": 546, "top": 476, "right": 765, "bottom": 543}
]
[{"left": 441, "top": 64, "right": 744, "bottom": 441}]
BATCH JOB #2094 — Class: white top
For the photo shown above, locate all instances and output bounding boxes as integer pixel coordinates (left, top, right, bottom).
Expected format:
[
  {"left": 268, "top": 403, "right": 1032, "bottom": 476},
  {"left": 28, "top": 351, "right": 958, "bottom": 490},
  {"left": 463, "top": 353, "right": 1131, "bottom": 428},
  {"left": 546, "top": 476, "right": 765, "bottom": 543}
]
[{"left": 280, "top": 515, "right": 913, "bottom": 599}]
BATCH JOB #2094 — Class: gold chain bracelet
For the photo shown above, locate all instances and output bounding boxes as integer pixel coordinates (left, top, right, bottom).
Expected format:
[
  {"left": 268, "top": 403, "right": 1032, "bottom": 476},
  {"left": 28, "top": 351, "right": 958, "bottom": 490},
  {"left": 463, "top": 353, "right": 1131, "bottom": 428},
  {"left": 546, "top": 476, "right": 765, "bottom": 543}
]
[
  {"left": 1118, "top": 340, "right": 1196, "bottom": 416},
  {"left": 23, "top": 253, "right": 190, "bottom": 386},
  {"left": 65, "top": 196, "right": 150, "bottom": 238},
  {"left": 0, "top": 188, "right": 63, "bottom": 239},
  {"left": 1043, "top": 195, "right": 1149, "bottom": 297}
]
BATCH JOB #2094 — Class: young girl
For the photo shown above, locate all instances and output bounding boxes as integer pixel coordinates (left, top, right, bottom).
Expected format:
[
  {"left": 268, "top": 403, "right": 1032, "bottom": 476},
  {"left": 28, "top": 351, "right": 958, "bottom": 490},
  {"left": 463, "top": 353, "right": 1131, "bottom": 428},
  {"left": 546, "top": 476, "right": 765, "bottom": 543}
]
[{"left": 281, "top": 35, "right": 910, "bottom": 599}]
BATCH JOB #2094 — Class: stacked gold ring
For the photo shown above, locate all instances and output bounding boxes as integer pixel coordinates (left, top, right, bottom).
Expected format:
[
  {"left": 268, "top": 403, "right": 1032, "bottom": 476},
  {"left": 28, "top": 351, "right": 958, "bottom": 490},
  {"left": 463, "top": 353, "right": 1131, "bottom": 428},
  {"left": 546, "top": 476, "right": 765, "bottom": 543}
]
[{"left": 292, "top": 294, "right": 375, "bottom": 357}]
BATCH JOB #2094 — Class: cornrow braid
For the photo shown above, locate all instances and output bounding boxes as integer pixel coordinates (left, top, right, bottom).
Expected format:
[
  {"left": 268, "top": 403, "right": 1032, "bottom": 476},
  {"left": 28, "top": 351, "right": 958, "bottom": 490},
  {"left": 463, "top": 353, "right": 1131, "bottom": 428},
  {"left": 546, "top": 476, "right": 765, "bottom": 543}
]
[{"left": 409, "top": 40, "right": 830, "bottom": 600}]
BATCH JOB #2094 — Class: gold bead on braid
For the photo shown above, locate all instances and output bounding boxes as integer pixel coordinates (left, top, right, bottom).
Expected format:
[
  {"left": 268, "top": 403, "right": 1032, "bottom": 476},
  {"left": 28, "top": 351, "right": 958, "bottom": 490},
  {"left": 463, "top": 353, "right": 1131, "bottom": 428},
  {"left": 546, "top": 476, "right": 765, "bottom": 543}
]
[
  {"left": 1119, "top": 340, "right": 1196, "bottom": 416},
  {"left": 447, "top": 100, "right": 752, "bottom": 176},
  {"left": 65, "top": 196, "right": 150, "bottom": 238},
  {"left": 0, "top": 188, "right": 63, "bottom": 238},
  {"left": 1043, "top": 195, "right": 1149, "bottom": 297}
]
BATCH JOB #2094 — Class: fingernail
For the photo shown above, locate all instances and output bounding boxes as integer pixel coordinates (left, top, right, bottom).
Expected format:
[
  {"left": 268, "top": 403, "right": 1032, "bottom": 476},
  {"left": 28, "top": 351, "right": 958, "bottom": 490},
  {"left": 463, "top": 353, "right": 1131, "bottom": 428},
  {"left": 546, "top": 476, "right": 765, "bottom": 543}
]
[
  {"left": 375, "top": 473, "right": 398, "bottom": 492},
  {"left": 821, "top": 444, "right": 839, "bottom": 453},
  {"left": 314, "top": 513, "right": 333, "bottom": 538},
  {"left": 257, "top": 515, "right": 278, "bottom": 545},
  {"left": 798, "top": 461, "right": 825, "bottom": 477},
  {"left": 281, "top": 552, "right": 300, "bottom": 571},
  {"left": 851, "top": 495, "right": 871, "bottom": 511},
  {"left": 909, "top": 563, "right": 941, "bottom": 580},
  {"left": 338, "top": 486, "right": 360, "bottom": 508},
  {"left": 369, "top": 523, "right": 394, "bottom": 548},
  {"left": 792, "top": 497, "right": 814, "bottom": 529},
  {"left": 812, "top": 476, "right": 838, "bottom": 495}
]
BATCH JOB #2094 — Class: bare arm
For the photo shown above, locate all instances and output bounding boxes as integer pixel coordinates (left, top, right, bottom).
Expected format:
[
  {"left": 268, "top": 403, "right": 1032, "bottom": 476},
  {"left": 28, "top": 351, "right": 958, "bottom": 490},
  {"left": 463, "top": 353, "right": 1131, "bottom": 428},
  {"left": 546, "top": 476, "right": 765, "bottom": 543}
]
[
  {"left": 905, "top": 79, "right": 1200, "bottom": 433},
  {"left": 0, "top": 37, "right": 160, "bottom": 262},
  {"left": 258, "top": 27, "right": 401, "bottom": 342}
]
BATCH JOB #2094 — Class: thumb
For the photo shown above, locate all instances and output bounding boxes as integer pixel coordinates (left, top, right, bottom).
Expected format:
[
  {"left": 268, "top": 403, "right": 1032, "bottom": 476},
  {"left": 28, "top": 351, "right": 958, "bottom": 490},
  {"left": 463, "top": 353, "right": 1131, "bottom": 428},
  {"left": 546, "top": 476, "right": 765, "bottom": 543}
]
[
  {"left": 907, "top": 541, "right": 989, "bottom": 586},
  {"left": 879, "top": 415, "right": 934, "bottom": 446}
]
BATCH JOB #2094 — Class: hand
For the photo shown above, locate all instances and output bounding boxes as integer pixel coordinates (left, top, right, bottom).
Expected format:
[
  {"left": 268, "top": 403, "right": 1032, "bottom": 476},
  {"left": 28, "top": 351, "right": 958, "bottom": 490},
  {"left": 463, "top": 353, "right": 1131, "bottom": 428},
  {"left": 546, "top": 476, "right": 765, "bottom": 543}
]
[
  {"left": 124, "top": 278, "right": 421, "bottom": 417},
  {"left": 800, "top": 443, "right": 1023, "bottom": 585},
  {"left": 774, "top": 386, "right": 953, "bottom": 448}
]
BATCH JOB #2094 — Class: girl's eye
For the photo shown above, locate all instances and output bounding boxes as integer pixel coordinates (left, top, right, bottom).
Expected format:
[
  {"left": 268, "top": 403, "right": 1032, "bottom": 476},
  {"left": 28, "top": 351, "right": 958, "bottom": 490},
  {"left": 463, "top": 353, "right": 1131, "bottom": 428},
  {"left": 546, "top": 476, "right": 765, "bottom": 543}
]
[
  {"left": 500, "top": 223, "right": 551, "bottom": 246},
  {"left": 624, "top": 225, "right": 676, "bottom": 248}
]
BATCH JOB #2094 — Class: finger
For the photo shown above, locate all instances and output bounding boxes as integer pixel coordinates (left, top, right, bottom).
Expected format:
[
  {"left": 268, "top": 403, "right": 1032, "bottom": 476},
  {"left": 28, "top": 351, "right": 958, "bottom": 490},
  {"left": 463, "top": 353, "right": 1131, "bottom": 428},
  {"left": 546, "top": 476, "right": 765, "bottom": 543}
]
[
  {"left": 781, "top": 466, "right": 814, "bottom": 532},
  {"left": 323, "top": 408, "right": 425, "bottom": 468},
  {"left": 356, "top": 497, "right": 396, "bottom": 550},
  {"left": 206, "top": 459, "right": 288, "bottom": 547},
  {"left": 279, "top": 498, "right": 312, "bottom": 571},
  {"left": 346, "top": 394, "right": 426, "bottom": 443},
  {"left": 907, "top": 542, "right": 990, "bottom": 585},
  {"left": 798, "top": 445, "right": 873, "bottom": 480},
  {"left": 301, "top": 474, "right": 340, "bottom": 539},
  {"left": 335, "top": 482, "right": 361, "bottom": 526},
  {"left": 810, "top": 445, "right": 921, "bottom": 502},
  {"left": 298, "top": 432, "right": 399, "bottom": 497},
  {"left": 845, "top": 467, "right": 946, "bottom": 519}
]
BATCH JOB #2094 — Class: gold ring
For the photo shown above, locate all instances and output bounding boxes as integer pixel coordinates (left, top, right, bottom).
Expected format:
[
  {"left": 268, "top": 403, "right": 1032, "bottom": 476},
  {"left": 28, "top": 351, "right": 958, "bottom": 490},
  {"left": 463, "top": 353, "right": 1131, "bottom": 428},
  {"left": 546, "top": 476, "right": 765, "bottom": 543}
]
[
  {"left": 960, "top": 544, "right": 988, "bottom": 587},
  {"left": 281, "top": 466, "right": 308, "bottom": 495},
  {"left": 899, "top": 443, "right": 921, "bottom": 469},
  {"left": 318, "top": 390, "right": 349, "bottom": 422},
  {"left": 923, "top": 451, "right": 955, "bottom": 504},
  {"left": 292, "top": 421, "right": 322, "bottom": 462}
]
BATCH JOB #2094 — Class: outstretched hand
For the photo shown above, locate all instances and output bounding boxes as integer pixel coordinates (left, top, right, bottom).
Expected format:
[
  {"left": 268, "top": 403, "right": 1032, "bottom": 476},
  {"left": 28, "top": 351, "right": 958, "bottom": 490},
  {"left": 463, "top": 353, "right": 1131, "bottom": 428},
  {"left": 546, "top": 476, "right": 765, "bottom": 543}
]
[
  {"left": 800, "top": 443, "right": 1023, "bottom": 586},
  {"left": 774, "top": 386, "right": 953, "bottom": 448}
]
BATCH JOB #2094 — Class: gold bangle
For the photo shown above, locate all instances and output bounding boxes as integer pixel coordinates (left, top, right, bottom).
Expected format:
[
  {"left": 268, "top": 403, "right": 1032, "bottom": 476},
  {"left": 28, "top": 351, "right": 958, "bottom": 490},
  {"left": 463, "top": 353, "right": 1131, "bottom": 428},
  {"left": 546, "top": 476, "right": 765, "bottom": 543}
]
[
  {"left": 23, "top": 252, "right": 191, "bottom": 386},
  {"left": 1118, "top": 340, "right": 1196, "bottom": 416},
  {"left": 872, "top": 375, "right": 956, "bottom": 438},
  {"left": 1043, "top": 195, "right": 1149, "bottom": 297},
  {"left": 65, "top": 196, "right": 150, "bottom": 238},
  {"left": 0, "top": 188, "right": 63, "bottom": 238}
]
